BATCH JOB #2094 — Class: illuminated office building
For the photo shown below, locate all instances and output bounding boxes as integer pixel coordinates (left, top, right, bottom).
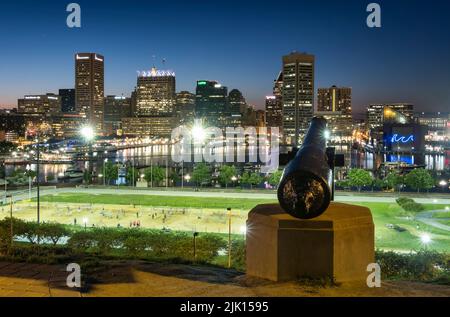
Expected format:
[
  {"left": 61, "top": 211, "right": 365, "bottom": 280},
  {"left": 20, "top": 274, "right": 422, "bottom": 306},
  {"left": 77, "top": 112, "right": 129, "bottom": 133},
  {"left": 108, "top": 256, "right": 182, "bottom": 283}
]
[
  {"left": 282, "top": 52, "right": 315, "bottom": 146},
  {"left": 18, "top": 94, "right": 61, "bottom": 116},
  {"left": 195, "top": 80, "right": 228, "bottom": 127},
  {"left": 136, "top": 67, "right": 176, "bottom": 116},
  {"left": 317, "top": 86, "right": 352, "bottom": 115},
  {"left": 75, "top": 53, "right": 105, "bottom": 133}
]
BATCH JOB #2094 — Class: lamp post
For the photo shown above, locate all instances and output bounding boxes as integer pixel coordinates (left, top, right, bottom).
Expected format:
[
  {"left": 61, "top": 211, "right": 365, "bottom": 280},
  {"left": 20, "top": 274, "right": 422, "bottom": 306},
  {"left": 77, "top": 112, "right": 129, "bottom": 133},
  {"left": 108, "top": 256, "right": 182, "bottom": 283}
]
[
  {"left": 439, "top": 180, "right": 448, "bottom": 193},
  {"left": 193, "top": 232, "right": 199, "bottom": 261},
  {"left": 80, "top": 126, "right": 95, "bottom": 185},
  {"left": 103, "top": 158, "right": 108, "bottom": 186},
  {"left": 36, "top": 135, "right": 40, "bottom": 224},
  {"left": 231, "top": 176, "right": 238, "bottom": 188},
  {"left": 227, "top": 207, "right": 232, "bottom": 269},
  {"left": 6, "top": 194, "right": 13, "bottom": 247}
]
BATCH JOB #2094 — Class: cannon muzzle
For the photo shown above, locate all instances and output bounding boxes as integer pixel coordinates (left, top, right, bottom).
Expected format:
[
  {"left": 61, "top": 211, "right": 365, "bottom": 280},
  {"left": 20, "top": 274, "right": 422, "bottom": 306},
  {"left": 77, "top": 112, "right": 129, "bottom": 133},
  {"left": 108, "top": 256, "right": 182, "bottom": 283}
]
[{"left": 277, "top": 117, "right": 332, "bottom": 219}]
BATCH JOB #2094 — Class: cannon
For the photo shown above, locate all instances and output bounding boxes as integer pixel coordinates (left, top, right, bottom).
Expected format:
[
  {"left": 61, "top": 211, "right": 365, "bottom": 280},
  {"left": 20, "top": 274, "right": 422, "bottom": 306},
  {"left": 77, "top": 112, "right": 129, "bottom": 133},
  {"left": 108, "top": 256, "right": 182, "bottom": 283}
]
[{"left": 277, "top": 117, "right": 343, "bottom": 219}]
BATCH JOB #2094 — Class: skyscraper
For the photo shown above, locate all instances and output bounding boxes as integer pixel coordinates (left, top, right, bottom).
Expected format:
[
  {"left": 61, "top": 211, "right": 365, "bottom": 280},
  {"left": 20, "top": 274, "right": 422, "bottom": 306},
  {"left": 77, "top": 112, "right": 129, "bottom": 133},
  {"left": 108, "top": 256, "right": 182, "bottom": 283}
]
[
  {"left": 317, "top": 85, "right": 352, "bottom": 114},
  {"left": 266, "top": 71, "right": 284, "bottom": 130},
  {"left": 122, "top": 67, "right": 177, "bottom": 138},
  {"left": 175, "top": 91, "right": 195, "bottom": 125},
  {"left": 195, "top": 80, "right": 228, "bottom": 127},
  {"left": 104, "top": 95, "right": 131, "bottom": 135},
  {"left": 282, "top": 52, "right": 315, "bottom": 146},
  {"left": 228, "top": 89, "right": 246, "bottom": 127},
  {"left": 75, "top": 53, "right": 105, "bottom": 133},
  {"left": 136, "top": 67, "right": 176, "bottom": 116},
  {"left": 59, "top": 89, "right": 76, "bottom": 113}
]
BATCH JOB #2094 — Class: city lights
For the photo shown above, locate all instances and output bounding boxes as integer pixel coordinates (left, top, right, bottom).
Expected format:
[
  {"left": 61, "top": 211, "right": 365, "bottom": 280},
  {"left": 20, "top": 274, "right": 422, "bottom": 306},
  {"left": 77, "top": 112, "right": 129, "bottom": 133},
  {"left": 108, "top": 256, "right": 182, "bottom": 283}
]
[
  {"left": 80, "top": 126, "right": 95, "bottom": 141},
  {"left": 192, "top": 125, "right": 206, "bottom": 142}
]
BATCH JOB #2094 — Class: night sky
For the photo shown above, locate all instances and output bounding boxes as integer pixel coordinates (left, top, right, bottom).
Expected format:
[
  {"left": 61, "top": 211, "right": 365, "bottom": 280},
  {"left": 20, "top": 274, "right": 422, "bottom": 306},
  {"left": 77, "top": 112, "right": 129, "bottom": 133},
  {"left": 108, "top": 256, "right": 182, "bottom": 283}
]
[{"left": 0, "top": 0, "right": 449, "bottom": 114}]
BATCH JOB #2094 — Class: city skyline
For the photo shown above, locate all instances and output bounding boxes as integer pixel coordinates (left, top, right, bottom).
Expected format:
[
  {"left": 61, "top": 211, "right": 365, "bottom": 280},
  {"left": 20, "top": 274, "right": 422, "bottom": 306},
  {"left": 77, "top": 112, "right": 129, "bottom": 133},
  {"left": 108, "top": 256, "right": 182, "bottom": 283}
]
[{"left": 1, "top": 0, "right": 450, "bottom": 113}]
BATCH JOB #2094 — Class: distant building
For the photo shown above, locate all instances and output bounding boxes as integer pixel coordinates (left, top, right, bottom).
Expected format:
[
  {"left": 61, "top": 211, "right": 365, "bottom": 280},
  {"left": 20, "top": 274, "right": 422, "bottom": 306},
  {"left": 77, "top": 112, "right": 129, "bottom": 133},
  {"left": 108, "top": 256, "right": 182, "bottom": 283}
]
[
  {"left": 175, "top": 91, "right": 195, "bottom": 125},
  {"left": 195, "top": 80, "right": 228, "bottom": 127},
  {"left": 50, "top": 114, "right": 85, "bottom": 139},
  {"left": 0, "top": 109, "right": 26, "bottom": 139},
  {"left": 282, "top": 52, "right": 315, "bottom": 146},
  {"left": 265, "top": 96, "right": 282, "bottom": 128},
  {"left": 104, "top": 95, "right": 131, "bottom": 135},
  {"left": 136, "top": 67, "right": 176, "bottom": 116},
  {"left": 59, "top": 89, "right": 76, "bottom": 113},
  {"left": 367, "top": 103, "right": 414, "bottom": 130},
  {"left": 18, "top": 94, "right": 61, "bottom": 116},
  {"left": 75, "top": 53, "right": 105, "bottom": 133},
  {"left": 122, "top": 116, "right": 177, "bottom": 138},
  {"left": 416, "top": 112, "right": 449, "bottom": 132},
  {"left": 317, "top": 86, "right": 352, "bottom": 115},
  {"left": 256, "top": 110, "right": 266, "bottom": 128}
]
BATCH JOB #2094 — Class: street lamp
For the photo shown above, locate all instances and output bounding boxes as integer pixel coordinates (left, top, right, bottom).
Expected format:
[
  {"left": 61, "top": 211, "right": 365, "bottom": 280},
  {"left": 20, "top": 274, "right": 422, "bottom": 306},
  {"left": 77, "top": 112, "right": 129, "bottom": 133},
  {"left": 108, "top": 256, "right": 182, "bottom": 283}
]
[
  {"left": 184, "top": 174, "right": 191, "bottom": 183},
  {"left": 439, "top": 180, "right": 448, "bottom": 192},
  {"left": 80, "top": 126, "right": 95, "bottom": 185},
  {"left": 82, "top": 217, "right": 89, "bottom": 230},
  {"left": 420, "top": 233, "right": 432, "bottom": 246},
  {"left": 227, "top": 207, "right": 232, "bottom": 268},
  {"left": 231, "top": 176, "right": 238, "bottom": 187},
  {"left": 192, "top": 124, "right": 206, "bottom": 143}
]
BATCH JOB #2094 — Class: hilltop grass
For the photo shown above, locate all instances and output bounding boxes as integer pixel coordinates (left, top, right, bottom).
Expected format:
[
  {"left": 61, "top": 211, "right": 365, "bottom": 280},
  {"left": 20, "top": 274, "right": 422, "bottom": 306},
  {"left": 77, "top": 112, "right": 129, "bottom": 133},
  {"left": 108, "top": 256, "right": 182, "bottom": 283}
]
[
  {"left": 38, "top": 193, "right": 276, "bottom": 211},
  {"left": 29, "top": 193, "right": 450, "bottom": 253}
]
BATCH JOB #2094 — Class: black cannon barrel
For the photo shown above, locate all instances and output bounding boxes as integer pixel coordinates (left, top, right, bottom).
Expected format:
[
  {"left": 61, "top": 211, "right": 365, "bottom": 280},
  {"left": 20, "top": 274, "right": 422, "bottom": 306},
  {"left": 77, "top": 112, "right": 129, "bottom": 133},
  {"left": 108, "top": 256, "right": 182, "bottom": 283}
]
[{"left": 277, "top": 117, "right": 332, "bottom": 219}]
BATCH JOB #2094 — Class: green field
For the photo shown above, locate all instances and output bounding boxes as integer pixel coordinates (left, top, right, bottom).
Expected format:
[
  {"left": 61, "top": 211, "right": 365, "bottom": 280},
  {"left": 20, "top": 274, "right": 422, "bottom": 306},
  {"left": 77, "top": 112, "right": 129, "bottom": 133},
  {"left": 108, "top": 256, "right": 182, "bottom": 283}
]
[{"left": 17, "top": 193, "right": 450, "bottom": 253}]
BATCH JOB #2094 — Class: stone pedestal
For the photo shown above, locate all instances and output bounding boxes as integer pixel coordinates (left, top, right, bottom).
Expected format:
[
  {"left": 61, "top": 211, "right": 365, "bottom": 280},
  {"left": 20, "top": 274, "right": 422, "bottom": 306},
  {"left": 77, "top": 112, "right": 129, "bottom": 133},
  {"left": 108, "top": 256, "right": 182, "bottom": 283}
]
[{"left": 246, "top": 202, "right": 374, "bottom": 283}]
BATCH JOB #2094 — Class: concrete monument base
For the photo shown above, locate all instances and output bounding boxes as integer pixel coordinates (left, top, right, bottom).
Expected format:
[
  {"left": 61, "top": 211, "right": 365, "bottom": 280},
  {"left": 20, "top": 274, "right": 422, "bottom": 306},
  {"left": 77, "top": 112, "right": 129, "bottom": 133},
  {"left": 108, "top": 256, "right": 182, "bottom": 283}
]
[{"left": 246, "top": 202, "right": 374, "bottom": 283}]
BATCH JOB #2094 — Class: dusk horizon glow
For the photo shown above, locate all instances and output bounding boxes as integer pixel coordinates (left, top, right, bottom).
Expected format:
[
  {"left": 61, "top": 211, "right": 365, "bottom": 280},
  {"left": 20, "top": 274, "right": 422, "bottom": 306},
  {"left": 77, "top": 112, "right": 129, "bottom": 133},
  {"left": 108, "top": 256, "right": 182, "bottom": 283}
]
[{"left": 1, "top": 0, "right": 450, "bottom": 114}]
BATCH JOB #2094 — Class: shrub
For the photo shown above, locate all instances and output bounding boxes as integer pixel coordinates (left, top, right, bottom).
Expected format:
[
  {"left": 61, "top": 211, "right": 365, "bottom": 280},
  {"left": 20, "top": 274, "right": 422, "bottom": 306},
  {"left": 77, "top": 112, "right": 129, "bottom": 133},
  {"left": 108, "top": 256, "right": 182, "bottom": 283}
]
[
  {"left": 396, "top": 197, "right": 425, "bottom": 213},
  {"left": 231, "top": 239, "right": 246, "bottom": 271},
  {"left": 376, "top": 250, "right": 449, "bottom": 282}
]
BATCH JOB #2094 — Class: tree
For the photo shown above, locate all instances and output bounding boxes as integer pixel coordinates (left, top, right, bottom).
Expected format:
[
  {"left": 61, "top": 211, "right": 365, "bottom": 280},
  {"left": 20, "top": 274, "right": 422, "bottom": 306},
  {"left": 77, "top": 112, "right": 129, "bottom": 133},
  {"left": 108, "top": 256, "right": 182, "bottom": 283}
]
[
  {"left": 385, "top": 171, "right": 402, "bottom": 192},
  {"left": 104, "top": 161, "right": 119, "bottom": 185},
  {"left": 405, "top": 168, "right": 435, "bottom": 193},
  {"left": 371, "top": 178, "right": 386, "bottom": 191},
  {"left": 218, "top": 165, "right": 237, "bottom": 188},
  {"left": 241, "top": 172, "right": 263, "bottom": 189},
  {"left": 347, "top": 169, "right": 373, "bottom": 192},
  {"left": 267, "top": 170, "right": 283, "bottom": 187},
  {"left": 169, "top": 171, "right": 180, "bottom": 186},
  {"left": 0, "top": 141, "right": 16, "bottom": 155},
  {"left": 192, "top": 163, "right": 211, "bottom": 188},
  {"left": 143, "top": 166, "right": 165, "bottom": 186},
  {"left": 249, "top": 173, "right": 263, "bottom": 189},
  {"left": 126, "top": 166, "right": 139, "bottom": 186}
]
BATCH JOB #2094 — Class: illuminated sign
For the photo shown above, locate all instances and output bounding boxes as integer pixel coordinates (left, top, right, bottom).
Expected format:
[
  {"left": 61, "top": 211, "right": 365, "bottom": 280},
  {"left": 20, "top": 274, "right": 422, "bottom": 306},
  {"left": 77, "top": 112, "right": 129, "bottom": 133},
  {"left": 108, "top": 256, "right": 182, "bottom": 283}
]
[
  {"left": 197, "top": 81, "right": 207, "bottom": 86},
  {"left": 391, "top": 134, "right": 414, "bottom": 143}
]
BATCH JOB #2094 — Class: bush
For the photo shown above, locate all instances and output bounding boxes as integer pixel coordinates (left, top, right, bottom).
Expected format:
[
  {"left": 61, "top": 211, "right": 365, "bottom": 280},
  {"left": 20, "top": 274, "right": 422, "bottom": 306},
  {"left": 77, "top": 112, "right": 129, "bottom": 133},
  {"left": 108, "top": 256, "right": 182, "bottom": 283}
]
[
  {"left": 231, "top": 239, "right": 246, "bottom": 271},
  {"left": 376, "top": 250, "right": 449, "bottom": 283},
  {"left": 396, "top": 197, "right": 425, "bottom": 213}
]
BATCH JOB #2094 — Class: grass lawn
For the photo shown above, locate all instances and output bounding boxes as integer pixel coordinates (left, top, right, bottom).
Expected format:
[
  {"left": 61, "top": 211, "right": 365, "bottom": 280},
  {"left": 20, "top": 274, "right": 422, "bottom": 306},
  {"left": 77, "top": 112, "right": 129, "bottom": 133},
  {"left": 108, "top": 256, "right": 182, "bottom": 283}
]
[
  {"left": 38, "top": 193, "right": 271, "bottom": 211},
  {"left": 432, "top": 211, "right": 450, "bottom": 218},
  {"left": 19, "top": 193, "right": 450, "bottom": 253}
]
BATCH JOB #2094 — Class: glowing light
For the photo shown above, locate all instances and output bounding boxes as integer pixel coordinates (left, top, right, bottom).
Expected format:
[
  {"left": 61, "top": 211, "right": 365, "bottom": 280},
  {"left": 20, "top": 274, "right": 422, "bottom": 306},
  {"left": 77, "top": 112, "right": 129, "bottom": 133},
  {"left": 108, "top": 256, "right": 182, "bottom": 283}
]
[
  {"left": 439, "top": 180, "right": 448, "bottom": 187},
  {"left": 192, "top": 125, "right": 206, "bottom": 142},
  {"left": 184, "top": 174, "right": 191, "bottom": 181},
  {"left": 420, "top": 233, "right": 431, "bottom": 245},
  {"left": 324, "top": 129, "right": 331, "bottom": 140},
  {"left": 82, "top": 217, "right": 89, "bottom": 225},
  {"left": 391, "top": 134, "right": 414, "bottom": 144},
  {"left": 80, "top": 126, "right": 95, "bottom": 141},
  {"left": 240, "top": 226, "right": 247, "bottom": 234}
]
